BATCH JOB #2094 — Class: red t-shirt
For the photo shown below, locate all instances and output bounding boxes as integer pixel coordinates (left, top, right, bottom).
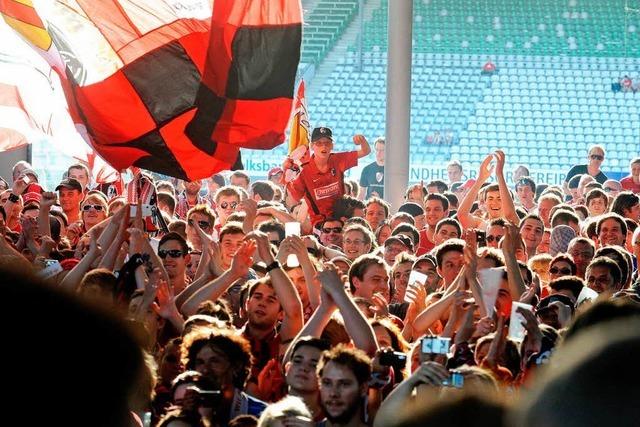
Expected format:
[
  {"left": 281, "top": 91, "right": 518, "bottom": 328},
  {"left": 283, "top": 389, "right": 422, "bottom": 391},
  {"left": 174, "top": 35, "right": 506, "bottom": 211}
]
[
  {"left": 288, "top": 151, "right": 358, "bottom": 225},
  {"left": 620, "top": 176, "right": 640, "bottom": 194},
  {"left": 417, "top": 229, "right": 436, "bottom": 256}
]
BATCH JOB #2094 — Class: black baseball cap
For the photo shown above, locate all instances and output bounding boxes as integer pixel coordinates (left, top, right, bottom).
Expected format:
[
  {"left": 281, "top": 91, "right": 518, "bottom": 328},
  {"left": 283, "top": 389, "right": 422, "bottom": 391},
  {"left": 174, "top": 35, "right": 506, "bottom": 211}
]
[
  {"left": 311, "top": 127, "right": 333, "bottom": 142},
  {"left": 398, "top": 202, "right": 424, "bottom": 217},
  {"left": 55, "top": 178, "right": 83, "bottom": 193}
]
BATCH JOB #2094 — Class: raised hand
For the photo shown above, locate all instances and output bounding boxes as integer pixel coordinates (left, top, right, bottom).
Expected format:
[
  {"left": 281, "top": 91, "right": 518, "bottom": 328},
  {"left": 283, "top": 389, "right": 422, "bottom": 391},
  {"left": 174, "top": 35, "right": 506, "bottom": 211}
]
[
  {"left": 192, "top": 217, "right": 214, "bottom": 248},
  {"left": 40, "top": 192, "right": 58, "bottom": 210},
  {"left": 494, "top": 150, "right": 506, "bottom": 177},
  {"left": 353, "top": 134, "right": 367, "bottom": 146},
  {"left": 517, "top": 305, "right": 543, "bottom": 351},
  {"left": 316, "top": 264, "right": 346, "bottom": 299},
  {"left": 454, "top": 301, "right": 478, "bottom": 345},
  {"left": 502, "top": 221, "right": 522, "bottom": 253},
  {"left": 370, "top": 292, "right": 389, "bottom": 318},
  {"left": 245, "top": 230, "right": 275, "bottom": 264},
  {"left": 206, "top": 241, "right": 225, "bottom": 277},
  {"left": 410, "top": 361, "right": 449, "bottom": 387},
  {"left": 127, "top": 227, "right": 145, "bottom": 255},
  {"left": 477, "top": 154, "right": 495, "bottom": 183},
  {"left": 472, "top": 316, "right": 496, "bottom": 339},
  {"left": 88, "top": 227, "right": 103, "bottom": 258},
  {"left": 229, "top": 240, "right": 256, "bottom": 278},
  {"left": 239, "top": 198, "right": 257, "bottom": 218},
  {"left": 38, "top": 236, "right": 56, "bottom": 257},
  {"left": 11, "top": 177, "right": 28, "bottom": 195}
]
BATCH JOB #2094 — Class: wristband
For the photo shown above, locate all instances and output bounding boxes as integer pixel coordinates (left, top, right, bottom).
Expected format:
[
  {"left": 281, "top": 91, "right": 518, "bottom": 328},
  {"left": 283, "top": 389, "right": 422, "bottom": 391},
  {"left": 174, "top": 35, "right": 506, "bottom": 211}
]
[
  {"left": 7, "top": 193, "right": 19, "bottom": 203},
  {"left": 265, "top": 260, "right": 281, "bottom": 273}
]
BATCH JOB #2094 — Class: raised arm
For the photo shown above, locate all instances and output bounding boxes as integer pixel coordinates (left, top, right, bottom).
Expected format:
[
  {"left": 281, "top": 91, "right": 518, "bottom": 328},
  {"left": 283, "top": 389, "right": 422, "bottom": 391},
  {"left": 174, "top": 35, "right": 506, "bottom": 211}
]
[
  {"left": 263, "top": 234, "right": 303, "bottom": 342},
  {"left": 38, "top": 192, "right": 57, "bottom": 239},
  {"left": 318, "top": 265, "right": 378, "bottom": 355},
  {"left": 59, "top": 228, "right": 102, "bottom": 292},
  {"left": 494, "top": 150, "right": 520, "bottom": 225},
  {"left": 502, "top": 222, "right": 527, "bottom": 299},
  {"left": 353, "top": 134, "right": 371, "bottom": 159},
  {"left": 180, "top": 240, "right": 255, "bottom": 316},
  {"left": 457, "top": 154, "right": 494, "bottom": 229},
  {"left": 283, "top": 290, "right": 337, "bottom": 364},
  {"left": 413, "top": 268, "right": 465, "bottom": 335}
]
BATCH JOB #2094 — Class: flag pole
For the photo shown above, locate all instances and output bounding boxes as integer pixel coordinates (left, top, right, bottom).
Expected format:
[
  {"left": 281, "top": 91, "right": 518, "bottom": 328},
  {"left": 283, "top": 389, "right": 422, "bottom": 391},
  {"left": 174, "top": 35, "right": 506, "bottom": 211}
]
[{"left": 384, "top": 0, "right": 412, "bottom": 212}]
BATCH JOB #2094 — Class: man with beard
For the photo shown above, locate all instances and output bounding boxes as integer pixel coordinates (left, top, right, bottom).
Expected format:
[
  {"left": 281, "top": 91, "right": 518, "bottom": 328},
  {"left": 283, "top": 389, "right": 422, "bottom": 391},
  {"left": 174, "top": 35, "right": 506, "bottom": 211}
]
[
  {"left": 176, "top": 179, "right": 207, "bottom": 219},
  {"left": 318, "top": 344, "right": 371, "bottom": 427},
  {"left": 285, "top": 337, "right": 331, "bottom": 421}
]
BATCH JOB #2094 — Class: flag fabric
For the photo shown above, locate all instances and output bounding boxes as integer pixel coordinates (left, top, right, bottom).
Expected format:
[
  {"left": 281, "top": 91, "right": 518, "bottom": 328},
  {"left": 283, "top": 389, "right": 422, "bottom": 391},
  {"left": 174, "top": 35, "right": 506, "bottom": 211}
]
[
  {"left": 0, "top": 2, "right": 119, "bottom": 184},
  {"left": 0, "top": 81, "right": 37, "bottom": 151},
  {"left": 1, "top": 0, "right": 302, "bottom": 180},
  {"left": 186, "top": 0, "right": 302, "bottom": 153},
  {"left": 288, "top": 80, "right": 310, "bottom": 155}
]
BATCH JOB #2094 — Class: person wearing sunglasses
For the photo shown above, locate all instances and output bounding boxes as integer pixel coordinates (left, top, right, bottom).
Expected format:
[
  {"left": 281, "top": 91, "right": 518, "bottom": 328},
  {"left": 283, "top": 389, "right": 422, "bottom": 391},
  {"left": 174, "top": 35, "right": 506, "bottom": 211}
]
[
  {"left": 158, "top": 232, "right": 191, "bottom": 295},
  {"left": 186, "top": 205, "right": 216, "bottom": 252},
  {"left": 213, "top": 186, "right": 242, "bottom": 232},
  {"left": 563, "top": 145, "right": 608, "bottom": 196},
  {"left": 319, "top": 218, "right": 344, "bottom": 248},
  {"left": 80, "top": 194, "right": 108, "bottom": 232},
  {"left": 548, "top": 254, "right": 577, "bottom": 282}
]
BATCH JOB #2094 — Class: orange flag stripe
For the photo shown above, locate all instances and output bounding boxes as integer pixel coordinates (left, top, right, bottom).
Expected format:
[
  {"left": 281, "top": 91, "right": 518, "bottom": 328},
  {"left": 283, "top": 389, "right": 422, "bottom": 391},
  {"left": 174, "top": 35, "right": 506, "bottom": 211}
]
[
  {"left": 0, "top": 14, "right": 51, "bottom": 50},
  {"left": 0, "top": 0, "right": 45, "bottom": 29}
]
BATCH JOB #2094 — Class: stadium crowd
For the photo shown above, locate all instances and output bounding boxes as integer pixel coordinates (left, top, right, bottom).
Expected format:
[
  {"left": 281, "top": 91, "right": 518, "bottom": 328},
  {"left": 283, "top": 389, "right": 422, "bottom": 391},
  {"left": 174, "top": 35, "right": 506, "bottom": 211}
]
[{"left": 2, "top": 129, "right": 640, "bottom": 427}]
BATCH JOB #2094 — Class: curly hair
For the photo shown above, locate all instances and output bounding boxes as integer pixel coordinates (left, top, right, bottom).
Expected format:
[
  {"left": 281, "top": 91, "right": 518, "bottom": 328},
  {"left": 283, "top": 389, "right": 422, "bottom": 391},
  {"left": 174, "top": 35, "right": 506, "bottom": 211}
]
[{"left": 181, "top": 327, "right": 253, "bottom": 389}]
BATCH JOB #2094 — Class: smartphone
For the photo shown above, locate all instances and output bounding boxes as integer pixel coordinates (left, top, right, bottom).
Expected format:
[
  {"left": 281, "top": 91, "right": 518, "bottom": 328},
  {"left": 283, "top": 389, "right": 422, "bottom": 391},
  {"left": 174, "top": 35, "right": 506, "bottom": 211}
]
[
  {"left": 379, "top": 349, "right": 408, "bottom": 368},
  {"left": 442, "top": 370, "right": 464, "bottom": 388},
  {"left": 285, "top": 222, "right": 301, "bottom": 267},
  {"left": 509, "top": 302, "right": 533, "bottom": 342},
  {"left": 285, "top": 222, "right": 301, "bottom": 237},
  {"left": 129, "top": 204, "right": 152, "bottom": 217},
  {"left": 408, "top": 270, "right": 428, "bottom": 287},
  {"left": 421, "top": 336, "right": 451, "bottom": 355}
]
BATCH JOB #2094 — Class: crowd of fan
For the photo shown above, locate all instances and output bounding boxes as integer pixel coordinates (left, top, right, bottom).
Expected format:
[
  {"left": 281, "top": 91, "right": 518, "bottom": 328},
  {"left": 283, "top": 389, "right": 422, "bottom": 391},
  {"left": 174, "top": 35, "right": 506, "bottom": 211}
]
[{"left": 1, "top": 136, "right": 640, "bottom": 427}]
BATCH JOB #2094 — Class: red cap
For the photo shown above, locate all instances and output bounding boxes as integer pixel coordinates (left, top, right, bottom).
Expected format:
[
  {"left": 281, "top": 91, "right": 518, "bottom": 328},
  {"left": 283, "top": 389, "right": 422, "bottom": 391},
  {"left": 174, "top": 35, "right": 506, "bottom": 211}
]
[
  {"left": 22, "top": 184, "right": 43, "bottom": 205},
  {"left": 268, "top": 167, "right": 284, "bottom": 178}
]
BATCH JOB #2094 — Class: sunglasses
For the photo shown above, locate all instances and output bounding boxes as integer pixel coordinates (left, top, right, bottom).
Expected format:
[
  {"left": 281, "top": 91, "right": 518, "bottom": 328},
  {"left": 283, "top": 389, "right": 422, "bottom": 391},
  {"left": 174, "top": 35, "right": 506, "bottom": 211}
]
[
  {"left": 158, "top": 249, "right": 185, "bottom": 259},
  {"left": 220, "top": 201, "right": 238, "bottom": 210},
  {"left": 590, "top": 154, "right": 604, "bottom": 161},
  {"left": 82, "top": 204, "right": 104, "bottom": 212},
  {"left": 549, "top": 267, "right": 572, "bottom": 275},
  {"left": 322, "top": 227, "right": 343, "bottom": 234},
  {"left": 188, "top": 219, "right": 211, "bottom": 229},
  {"left": 486, "top": 235, "right": 502, "bottom": 243},
  {"left": 603, "top": 187, "right": 616, "bottom": 193}
]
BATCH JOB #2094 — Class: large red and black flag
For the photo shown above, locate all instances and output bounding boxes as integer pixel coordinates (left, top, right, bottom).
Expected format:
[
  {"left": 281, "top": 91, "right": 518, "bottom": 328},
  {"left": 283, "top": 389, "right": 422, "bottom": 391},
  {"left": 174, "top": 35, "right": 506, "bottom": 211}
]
[
  {"left": 187, "top": 0, "right": 303, "bottom": 155},
  {"left": 0, "top": 0, "right": 302, "bottom": 180}
]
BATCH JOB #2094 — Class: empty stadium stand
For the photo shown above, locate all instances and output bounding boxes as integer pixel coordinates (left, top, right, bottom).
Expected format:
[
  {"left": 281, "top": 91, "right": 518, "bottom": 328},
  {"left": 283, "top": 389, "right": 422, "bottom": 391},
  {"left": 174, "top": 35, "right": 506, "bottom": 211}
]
[{"left": 243, "top": 0, "right": 640, "bottom": 182}]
